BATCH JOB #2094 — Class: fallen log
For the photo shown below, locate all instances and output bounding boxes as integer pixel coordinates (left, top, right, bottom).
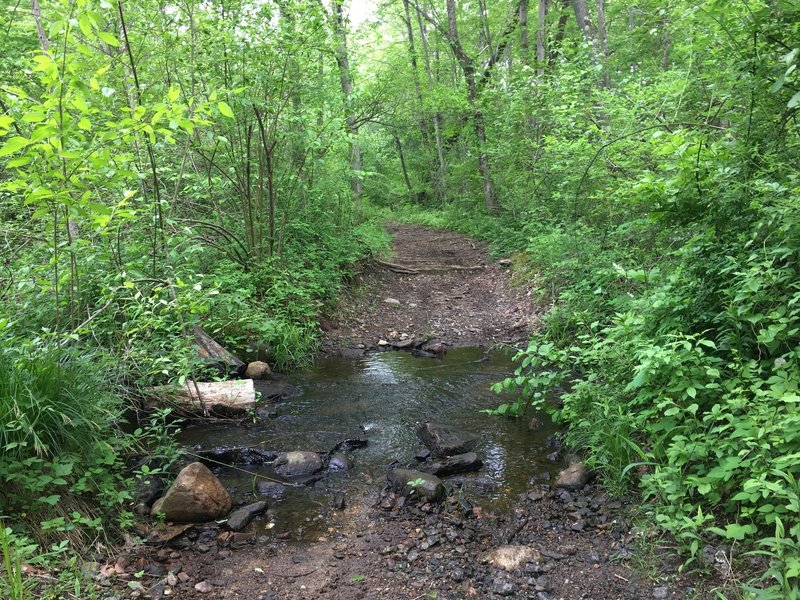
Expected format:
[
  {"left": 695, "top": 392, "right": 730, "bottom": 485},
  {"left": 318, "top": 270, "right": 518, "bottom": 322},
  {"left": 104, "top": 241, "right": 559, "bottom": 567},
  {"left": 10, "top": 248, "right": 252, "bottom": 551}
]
[
  {"left": 151, "top": 379, "right": 256, "bottom": 417},
  {"left": 194, "top": 325, "right": 246, "bottom": 376}
]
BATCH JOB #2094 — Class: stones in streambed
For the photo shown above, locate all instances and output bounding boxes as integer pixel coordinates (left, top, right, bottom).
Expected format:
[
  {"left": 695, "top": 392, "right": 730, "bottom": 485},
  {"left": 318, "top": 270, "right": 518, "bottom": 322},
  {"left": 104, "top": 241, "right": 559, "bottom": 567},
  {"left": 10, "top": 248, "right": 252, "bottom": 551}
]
[
  {"left": 418, "top": 452, "right": 483, "bottom": 476},
  {"left": 151, "top": 462, "right": 231, "bottom": 522},
  {"left": 244, "top": 360, "right": 272, "bottom": 380},
  {"left": 196, "top": 446, "right": 279, "bottom": 466},
  {"left": 556, "top": 462, "right": 590, "bottom": 491},
  {"left": 273, "top": 451, "right": 324, "bottom": 480},
  {"left": 331, "top": 437, "right": 368, "bottom": 453},
  {"left": 256, "top": 480, "right": 286, "bottom": 500},
  {"left": 388, "top": 468, "right": 447, "bottom": 503},
  {"left": 328, "top": 451, "right": 351, "bottom": 472},
  {"left": 416, "top": 422, "right": 479, "bottom": 457},
  {"left": 225, "top": 500, "right": 268, "bottom": 531},
  {"left": 483, "top": 545, "right": 544, "bottom": 572}
]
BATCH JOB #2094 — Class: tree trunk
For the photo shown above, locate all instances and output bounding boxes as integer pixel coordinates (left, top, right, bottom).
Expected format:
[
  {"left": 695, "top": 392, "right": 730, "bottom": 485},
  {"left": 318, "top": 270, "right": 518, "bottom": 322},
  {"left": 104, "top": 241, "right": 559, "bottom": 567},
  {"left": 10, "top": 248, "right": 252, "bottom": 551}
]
[
  {"left": 446, "top": 0, "right": 497, "bottom": 212},
  {"left": 537, "top": 0, "right": 550, "bottom": 76},
  {"left": 571, "top": 0, "right": 594, "bottom": 41},
  {"left": 403, "top": 0, "right": 439, "bottom": 199},
  {"left": 332, "top": 0, "right": 362, "bottom": 210},
  {"left": 596, "top": 0, "right": 609, "bottom": 87},
  {"left": 416, "top": 6, "right": 448, "bottom": 203},
  {"left": 394, "top": 134, "right": 414, "bottom": 201}
]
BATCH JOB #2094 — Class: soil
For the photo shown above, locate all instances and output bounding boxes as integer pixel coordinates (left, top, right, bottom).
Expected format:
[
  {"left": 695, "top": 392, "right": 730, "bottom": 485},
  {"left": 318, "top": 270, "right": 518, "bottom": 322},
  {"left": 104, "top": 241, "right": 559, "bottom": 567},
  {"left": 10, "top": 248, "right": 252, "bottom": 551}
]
[
  {"left": 321, "top": 224, "right": 537, "bottom": 352},
  {"left": 98, "top": 225, "right": 717, "bottom": 600}
]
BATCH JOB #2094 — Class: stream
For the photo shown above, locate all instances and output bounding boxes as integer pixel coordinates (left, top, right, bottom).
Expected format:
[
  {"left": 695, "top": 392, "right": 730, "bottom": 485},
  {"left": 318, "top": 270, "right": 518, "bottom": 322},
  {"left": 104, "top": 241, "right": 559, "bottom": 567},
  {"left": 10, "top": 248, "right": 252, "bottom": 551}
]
[{"left": 177, "top": 347, "right": 558, "bottom": 541}]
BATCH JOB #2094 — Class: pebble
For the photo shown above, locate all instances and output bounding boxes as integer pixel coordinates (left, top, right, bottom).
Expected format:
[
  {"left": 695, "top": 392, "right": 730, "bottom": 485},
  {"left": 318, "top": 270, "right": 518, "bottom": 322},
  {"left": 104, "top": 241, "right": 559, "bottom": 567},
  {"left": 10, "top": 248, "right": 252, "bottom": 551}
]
[
  {"left": 653, "top": 586, "right": 669, "bottom": 599},
  {"left": 194, "top": 581, "right": 213, "bottom": 593}
]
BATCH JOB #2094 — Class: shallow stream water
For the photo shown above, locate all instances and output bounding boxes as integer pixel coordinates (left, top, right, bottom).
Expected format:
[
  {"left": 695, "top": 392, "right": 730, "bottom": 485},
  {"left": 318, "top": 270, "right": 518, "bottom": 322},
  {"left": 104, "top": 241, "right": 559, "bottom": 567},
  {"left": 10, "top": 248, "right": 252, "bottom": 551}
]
[{"left": 177, "top": 348, "right": 558, "bottom": 540}]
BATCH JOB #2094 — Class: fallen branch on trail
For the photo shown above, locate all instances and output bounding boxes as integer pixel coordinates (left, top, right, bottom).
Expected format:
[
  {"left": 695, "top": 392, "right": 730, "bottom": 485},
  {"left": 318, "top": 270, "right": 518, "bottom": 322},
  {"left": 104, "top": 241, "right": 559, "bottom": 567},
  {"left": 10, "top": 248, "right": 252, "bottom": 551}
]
[{"left": 373, "top": 258, "right": 486, "bottom": 274}]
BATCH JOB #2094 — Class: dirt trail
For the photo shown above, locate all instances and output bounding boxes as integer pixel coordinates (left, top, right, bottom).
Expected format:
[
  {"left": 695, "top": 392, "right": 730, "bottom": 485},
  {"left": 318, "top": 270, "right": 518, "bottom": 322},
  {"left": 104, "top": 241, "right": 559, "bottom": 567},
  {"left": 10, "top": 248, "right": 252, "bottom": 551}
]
[
  {"left": 322, "top": 224, "right": 536, "bottom": 351},
  {"left": 102, "top": 225, "right": 704, "bottom": 600}
]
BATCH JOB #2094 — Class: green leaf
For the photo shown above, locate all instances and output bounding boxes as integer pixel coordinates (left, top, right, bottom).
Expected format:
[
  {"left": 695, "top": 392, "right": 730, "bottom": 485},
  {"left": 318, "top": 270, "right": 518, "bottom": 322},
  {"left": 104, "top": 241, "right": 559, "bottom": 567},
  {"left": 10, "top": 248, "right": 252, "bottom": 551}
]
[
  {"left": 97, "top": 31, "right": 121, "bottom": 47},
  {"left": 168, "top": 86, "right": 180, "bottom": 102},
  {"left": 217, "top": 101, "right": 234, "bottom": 118},
  {"left": 0, "top": 136, "right": 30, "bottom": 157},
  {"left": 788, "top": 91, "right": 800, "bottom": 109}
]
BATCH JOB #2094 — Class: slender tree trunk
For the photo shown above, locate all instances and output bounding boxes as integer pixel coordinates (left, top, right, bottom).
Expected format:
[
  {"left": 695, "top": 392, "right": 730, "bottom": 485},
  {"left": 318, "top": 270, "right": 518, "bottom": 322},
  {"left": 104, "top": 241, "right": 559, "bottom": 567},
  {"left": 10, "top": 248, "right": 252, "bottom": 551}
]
[
  {"left": 571, "top": 0, "right": 593, "bottom": 40},
  {"left": 446, "top": 0, "right": 497, "bottom": 212},
  {"left": 550, "top": 1, "right": 570, "bottom": 65},
  {"left": 394, "top": 134, "right": 414, "bottom": 201},
  {"left": 536, "top": 0, "right": 548, "bottom": 77},
  {"left": 332, "top": 0, "right": 362, "bottom": 209},
  {"left": 403, "top": 0, "right": 439, "bottom": 198},
  {"left": 415, "top": 8, "right": 448, "bottom": 203},
  {"left": 478, "top": 0, "right": 493, "bottom": 56},
  {"left": 596, "top": 0, "right": 609, "bottom": 87}
]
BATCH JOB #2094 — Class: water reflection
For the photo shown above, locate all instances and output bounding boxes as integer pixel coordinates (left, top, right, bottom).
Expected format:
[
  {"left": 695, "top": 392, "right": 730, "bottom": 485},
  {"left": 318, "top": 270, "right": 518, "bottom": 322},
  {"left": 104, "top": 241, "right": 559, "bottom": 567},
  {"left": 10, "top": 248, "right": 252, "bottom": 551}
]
[{"left": 177, "top": 347, "right": 559, "bottom": 538}]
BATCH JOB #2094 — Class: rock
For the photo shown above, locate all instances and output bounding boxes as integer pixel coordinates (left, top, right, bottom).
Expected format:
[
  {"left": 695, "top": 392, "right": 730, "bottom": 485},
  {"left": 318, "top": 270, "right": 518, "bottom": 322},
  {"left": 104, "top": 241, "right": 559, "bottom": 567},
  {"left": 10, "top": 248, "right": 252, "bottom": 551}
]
[
  {"left": 194, "top": 581, "right": 212, "bottom": 593},
  {"left": 331, "top": 437, "right": 369, "bottom": 452},
  {"left": 378, "top": 339, "right": 389, "bottom": 346},
  {"left": 416, "top": 422, "right": 479, "bottom": 457},
  {"left": 419, "top": 452, "right": 482, "bottom": 476},
  {"left": 226, "top": 501, "right": 268, "bottom": 531},
  {"left": 388, "top": 469, "right": 447, "bottom": 503},
  {"left": 423, "top": 342, "right": 447, "bottom": 357},
  {"left": 414, "top": 448, "right": 431, "bottom": 462},
  {"left": 273, "top": 451, "right": 324, "bottom": 480},
  {"left": 256, "top": 481, "right": 286, "bottom": 499},
  {"left": 197, "top": 446, "right": 279, "bottom": 466},
  {"left": 492, "top": 580, "right": 518, "bottom": 596},
  {"left": 244, "top": 361, "right": 272, "bottom": 380},
  {"left": 328, "top": 452, "right": 351, "bottom": 472},
  {"left": 151, "top": 463, "right": 231, "bottom": 522},
  {"left": 653, "top": 586, "right": 669, "bottom": 599},
  {"left": 384, "top": 298, "right": 401, "bottom": 305},
  {"left": 484, "top": 546, "right": 543, "bottom": 571},
  {"left": 556, "top": 462, "right": 590, "bottom": 491},
  {"left": 135, "top": 475, "right": 164, "bottom": 508}
]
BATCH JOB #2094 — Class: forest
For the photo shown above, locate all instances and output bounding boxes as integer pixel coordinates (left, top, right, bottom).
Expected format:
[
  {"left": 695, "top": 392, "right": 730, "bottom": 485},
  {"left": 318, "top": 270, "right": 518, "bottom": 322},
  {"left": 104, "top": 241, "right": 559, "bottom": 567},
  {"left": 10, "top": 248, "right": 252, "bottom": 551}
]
[{"left": 0, "top": 0, "right": 798, "bottom": 598}]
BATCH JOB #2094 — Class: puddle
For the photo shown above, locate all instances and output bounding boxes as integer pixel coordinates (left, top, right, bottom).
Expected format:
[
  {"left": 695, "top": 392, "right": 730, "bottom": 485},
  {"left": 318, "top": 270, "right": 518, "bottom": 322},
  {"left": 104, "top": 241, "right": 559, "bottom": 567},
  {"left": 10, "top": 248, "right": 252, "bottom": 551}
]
[{"left": 177, "top": 347, "right": 558, "bottom": 540}]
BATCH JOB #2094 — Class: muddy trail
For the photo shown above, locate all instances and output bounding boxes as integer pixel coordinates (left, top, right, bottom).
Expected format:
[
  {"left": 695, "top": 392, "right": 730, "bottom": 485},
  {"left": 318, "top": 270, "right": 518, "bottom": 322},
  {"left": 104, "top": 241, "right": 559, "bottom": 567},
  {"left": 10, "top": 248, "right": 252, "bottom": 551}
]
[
  {"left": 106, "top": 225, "right": 703, "bottom": 600},
  {"left": 321, "top": 224, "right": 536, "bottom": 351}
]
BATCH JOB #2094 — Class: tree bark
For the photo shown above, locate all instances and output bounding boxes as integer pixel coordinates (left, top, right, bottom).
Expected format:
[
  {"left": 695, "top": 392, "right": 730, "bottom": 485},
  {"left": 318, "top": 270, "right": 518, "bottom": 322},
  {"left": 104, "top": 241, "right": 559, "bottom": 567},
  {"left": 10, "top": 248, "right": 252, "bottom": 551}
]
[
  {"left": 446, "top": 0, "right": 497, "bottom": 212},
  {"left": 596, "top": 0, "right": 609, "bottom": 87},
  {"left": 331, "top": 0, "right": 362, "bottom": 209},
  {"left": 394, "top": 134, "right": 414, "bottom": 201},
  {"left": 536, "top": 0, "right": 548, "bottom": 77},
  {"left": 415, "top": 6, "right": 448, "bottom": 203},
  {"left": 403, "top": 0, "right": 439, "bottom": 199}
]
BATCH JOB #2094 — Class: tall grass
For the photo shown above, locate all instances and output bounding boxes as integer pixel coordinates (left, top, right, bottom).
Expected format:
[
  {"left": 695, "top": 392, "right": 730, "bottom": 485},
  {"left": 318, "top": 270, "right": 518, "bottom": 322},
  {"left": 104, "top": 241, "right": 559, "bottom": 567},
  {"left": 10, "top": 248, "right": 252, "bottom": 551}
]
[{"left": 0, "top": 345, "right": 118, "bottom": 459}]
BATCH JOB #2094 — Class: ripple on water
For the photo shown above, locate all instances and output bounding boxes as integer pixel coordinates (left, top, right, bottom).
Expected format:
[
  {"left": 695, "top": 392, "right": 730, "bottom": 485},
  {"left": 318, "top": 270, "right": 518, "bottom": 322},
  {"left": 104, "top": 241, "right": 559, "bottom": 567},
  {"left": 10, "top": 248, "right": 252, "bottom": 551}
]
[{"left": 177, "top": 347, "right": 559, "bottom": 537}]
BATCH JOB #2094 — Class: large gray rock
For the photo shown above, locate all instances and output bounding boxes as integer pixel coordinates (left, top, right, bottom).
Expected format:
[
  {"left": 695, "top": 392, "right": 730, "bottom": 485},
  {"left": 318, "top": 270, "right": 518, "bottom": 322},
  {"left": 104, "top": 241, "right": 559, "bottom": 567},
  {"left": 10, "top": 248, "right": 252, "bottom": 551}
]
[
  {"left": 388, "top": 468, "right": 446, "bottom": 503},
  {"left": 419, "top": 452, "right": 483, "bottom": 476},
  {"left": 273, "top": 451, "right": 324, "bottom": 480},
  {"left": 151, "top": 462, "right": 231, "bottom": 522},
  {"left": 556, "top": 462, "right": 590, "bottom": 491},
  {"left": 416, "top": 422, "right": 479, "bottom": 456},
  {"left": 226, "top": 500, "right": 268, "bottom": 531}
]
